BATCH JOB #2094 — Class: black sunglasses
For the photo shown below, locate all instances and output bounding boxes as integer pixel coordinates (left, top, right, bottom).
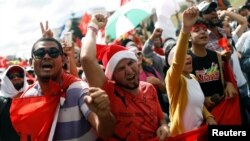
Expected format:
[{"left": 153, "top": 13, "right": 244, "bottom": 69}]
[
  {"left": 7, "top": 73, "right": 24, "bottom": 80},
  {"left": 33, "top": 47, "right": 61, "bottom": 59}
]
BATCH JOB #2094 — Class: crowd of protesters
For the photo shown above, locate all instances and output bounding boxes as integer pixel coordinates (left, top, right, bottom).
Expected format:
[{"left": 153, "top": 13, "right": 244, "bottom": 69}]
[{"left": 0, "top": 0, "right": 250, "bottom": 140}]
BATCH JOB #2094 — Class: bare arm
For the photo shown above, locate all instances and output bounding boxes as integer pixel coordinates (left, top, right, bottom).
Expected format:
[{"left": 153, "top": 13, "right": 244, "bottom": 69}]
[
  {"left": 80, "top": 15, "right": 108, "bottom": 88},
  {"left": 156, "top": 118, "right": 170, "bottom": 141},
  {"left": 63, "top": 43, "right": 78, "bottom": 77},
  {"left": 218, "top": 10, "right": 248, "bottom": 37},
  {"left": 86, "top": 87, "right": 116, "bottom": 139}
]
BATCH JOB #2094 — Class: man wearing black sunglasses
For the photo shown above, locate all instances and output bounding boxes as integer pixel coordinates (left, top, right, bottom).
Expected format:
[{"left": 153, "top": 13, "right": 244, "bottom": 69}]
[
  {"left": 10, "top": 36, "right": 115, "bottom": 141},
  {"left": 0, "top": 65, "right": 29, "bottom": 141}
]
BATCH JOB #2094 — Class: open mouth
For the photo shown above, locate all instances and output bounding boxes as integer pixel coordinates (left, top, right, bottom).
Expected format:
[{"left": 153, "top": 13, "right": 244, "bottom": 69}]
[
  {"left": 185, "top": 61, "right": 192, "bottom": 65},
  {"left": 126, "top": 74, "right": 136, "bottom": 81},
  {"left": 41, "top": 63, "right": 53, "bottom": 70},
  {"left": 199, "top": 35, "right": 208, "bottom": 40}
]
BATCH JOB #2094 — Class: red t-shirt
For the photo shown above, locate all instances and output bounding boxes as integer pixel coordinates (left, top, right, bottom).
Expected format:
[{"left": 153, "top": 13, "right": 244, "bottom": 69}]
[
  {"left": 102, "top": 80, "right": 164, "bottom": 141},
  {"left": 154, "top": 47, "right": 164, "bottom": 56}
]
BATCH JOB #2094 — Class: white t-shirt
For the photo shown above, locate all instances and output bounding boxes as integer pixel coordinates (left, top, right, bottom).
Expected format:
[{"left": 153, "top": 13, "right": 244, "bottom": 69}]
[
  {"left": 183, "top": 77, "right": 204, "bottom": 132},
  {"left": 230, "top": 32, "right": 247, "bottom": 87}
]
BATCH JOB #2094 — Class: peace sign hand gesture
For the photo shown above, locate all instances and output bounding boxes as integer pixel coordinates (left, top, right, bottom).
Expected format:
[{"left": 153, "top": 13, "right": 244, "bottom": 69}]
[{"left": 40, "top": 21, "right": 53, "bottom": 38}]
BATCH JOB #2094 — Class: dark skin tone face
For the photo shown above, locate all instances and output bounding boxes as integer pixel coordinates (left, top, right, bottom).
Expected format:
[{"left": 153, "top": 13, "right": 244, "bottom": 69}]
[
  {"left": 202, "top": 8, "right": 221, "bottom": 27},
  {"left": 31, "top": 41, "right": 65, "bottom": 82},
  {"left": 7, "top": 71, "right": 24, "bottom": 91}
]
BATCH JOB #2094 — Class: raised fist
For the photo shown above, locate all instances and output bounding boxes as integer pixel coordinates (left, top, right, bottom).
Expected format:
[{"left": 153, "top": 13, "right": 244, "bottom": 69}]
[{"left": 91, "top": 14, "right": 107, "bottom": 29}]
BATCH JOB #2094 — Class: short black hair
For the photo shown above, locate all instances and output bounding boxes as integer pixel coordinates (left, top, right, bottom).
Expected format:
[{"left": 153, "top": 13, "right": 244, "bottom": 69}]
[
  {"left": 164, "top": 37, "right": 176, "bottom": 67},
  {"left": 120, "top": 38, "right": 133, "bottom": 47},
  {"left": 247, "top": 15, "right": 250, "bottom": 23},
  {"left": 194, "top": 17, "right": 209, "bottom": 27},
  {"left": 238, "top": 5, "right": 248, "bottom": 13},
  {"left": 31, "top": 37, "right": 63, "bottom": 58}
]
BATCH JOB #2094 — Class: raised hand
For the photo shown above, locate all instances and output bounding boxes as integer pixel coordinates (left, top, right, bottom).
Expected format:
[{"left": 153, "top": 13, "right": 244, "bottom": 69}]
[
  {"left": 182, "top": 6, "right": 199, "bottom": 33},
  {"left": 84, "top": 87, "right": 111, "bottom": 117},
  {"left": 151, "top": 28, "right": 163, "bottom": 40},
  {"left": 91, "top": 14, "right": 107, "bottom": 30},
  {"left": 40, "top": 21, "right": 53, "bottom": 38}
]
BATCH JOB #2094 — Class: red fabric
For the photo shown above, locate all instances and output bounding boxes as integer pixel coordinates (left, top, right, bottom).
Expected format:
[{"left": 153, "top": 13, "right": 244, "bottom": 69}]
[
  {"left": 75, "top": 37, "right": 82, "bottom": 48},
  {"left": 211, "top": 60, "right": 241, "bottom": 125},
  {"left": 120, "top": 0, "right": 130, "bottom": 6},
  {"left": 154, "top": 47, "right": 164, "bottom": 56},
  {"left": 11, "top": 94, "right": 60, "bottom": 141},
  {"left": 166, "top": 125, "right": 208, "bottom": 141},
  {"left": 78, "top": 12, "right": 91, "bottom": 35},
  {"left": 10, "top": 73, "right": 80, "bottom": 141},
  {"left": 19, "top": 60, "right": 29, "bottom": 68},
  {"left": 102, "top": 80, "right": 164, "bottom": 141},
  {"left": 123, "top": 30, "right": 143, "bottom": 50},
  {"left": 0, "top": 56, "right": 9, "bottom": 68},
  {"left": 218, "top": 37, "right": 230, "bottom": 52},
  {"left": 96, "top": 44, "right": 127, "bottom": 68},
  {"left": 217, "top": 0, "right": 227, "bottom": 10}
]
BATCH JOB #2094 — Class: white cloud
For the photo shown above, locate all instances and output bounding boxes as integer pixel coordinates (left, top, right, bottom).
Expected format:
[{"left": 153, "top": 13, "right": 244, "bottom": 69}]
[{"left": 0, "top": 0, "right": 121, "bottom": 58}]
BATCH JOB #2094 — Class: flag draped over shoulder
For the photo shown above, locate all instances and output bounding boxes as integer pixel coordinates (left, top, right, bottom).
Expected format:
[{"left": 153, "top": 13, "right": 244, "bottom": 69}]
[
  {"left": 11, "top": 94, "right": 61, "bottom": 141},
  {"left": 211, "top": 60, "right": 241, "bottom": 125},
  {"left": 10, "top": 73, "right": 80, "bottom": 141}
]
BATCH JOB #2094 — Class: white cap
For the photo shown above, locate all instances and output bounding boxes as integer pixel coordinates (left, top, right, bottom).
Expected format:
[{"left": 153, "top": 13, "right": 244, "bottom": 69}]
[{"left": 197, "top": 1, "right": 217, "bottom": 12}]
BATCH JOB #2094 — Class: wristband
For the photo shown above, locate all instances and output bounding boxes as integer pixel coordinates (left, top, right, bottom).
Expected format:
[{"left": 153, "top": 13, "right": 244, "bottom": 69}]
[
  {"left": 88, "top": 26, "right": 98, "bottom": 35},
  {"left": 88, "top": 22, "right": 99, "bottom": 30}
]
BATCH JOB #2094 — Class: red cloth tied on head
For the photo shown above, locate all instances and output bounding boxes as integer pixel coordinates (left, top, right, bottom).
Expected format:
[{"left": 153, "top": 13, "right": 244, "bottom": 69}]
[{"left": 190, "top": 23, "right": 207, "bottom": 32}]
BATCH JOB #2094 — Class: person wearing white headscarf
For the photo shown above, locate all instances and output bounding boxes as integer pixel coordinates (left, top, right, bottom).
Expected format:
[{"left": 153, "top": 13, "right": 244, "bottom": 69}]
[
  {"left": 0, "top": 65, "right": 29, "bottom": 98},
  {"left": 0, "top": 65, "right": 29, "bottom": 141}
]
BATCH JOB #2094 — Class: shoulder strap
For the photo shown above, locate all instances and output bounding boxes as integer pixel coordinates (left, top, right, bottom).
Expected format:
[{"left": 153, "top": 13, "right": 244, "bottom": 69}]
[{"left": 216, "top": 52, "right": 225, "bottom": 88}]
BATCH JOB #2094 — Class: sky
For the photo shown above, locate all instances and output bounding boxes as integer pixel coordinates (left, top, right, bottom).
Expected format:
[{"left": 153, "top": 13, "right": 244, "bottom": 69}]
[
  {"left": 0, "top": 0, "right": 120, "bottom": 59},
  {"left": 0, "top": 0, "right": 185, "bottom": 59}
]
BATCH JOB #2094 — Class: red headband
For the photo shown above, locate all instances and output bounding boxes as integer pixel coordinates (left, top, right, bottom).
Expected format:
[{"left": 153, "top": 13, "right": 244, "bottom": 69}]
[{"left": 190, "top": 23, "right": 207, "bottom": 32}]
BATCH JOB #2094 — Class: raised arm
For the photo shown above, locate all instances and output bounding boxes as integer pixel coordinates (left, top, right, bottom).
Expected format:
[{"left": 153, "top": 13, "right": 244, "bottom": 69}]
[
  {"left": 142, "top": 28, "right": 162, "bottom": 58},
  {"left": 166, "top": 6, "right": 199, "bottom": 87},
  {"left": 63, "top": 43, "right": 79, "bottom": 77},
  {"left": 218, "top": 10, "right": 248, "bottom": 37},
  {"left": 80, "top": 14, "right": 108, "bottom": 87}
]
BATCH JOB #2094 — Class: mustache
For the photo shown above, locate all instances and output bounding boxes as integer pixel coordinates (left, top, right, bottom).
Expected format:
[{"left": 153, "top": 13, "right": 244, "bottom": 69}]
[{"left": 207, "top": 19, "right": 223, "bottom": 28}]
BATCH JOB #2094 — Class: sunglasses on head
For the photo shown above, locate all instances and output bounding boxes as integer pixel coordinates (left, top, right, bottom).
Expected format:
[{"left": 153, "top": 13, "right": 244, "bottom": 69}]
[
  {"left": 33, "top": 47, "right": 61, "bottom": 59},
  {"left": 7, "top": 73, "right": 24, "bottom": 80}
]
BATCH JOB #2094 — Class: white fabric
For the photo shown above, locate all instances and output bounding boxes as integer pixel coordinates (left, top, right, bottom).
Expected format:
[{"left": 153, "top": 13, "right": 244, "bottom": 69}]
[
  {"left": 230, "top": 32, "right": 247, "bottom": 87},
  {"left": 0, "top": 65, "right": 29, "bottom": 98},
  {"left": 183, "top": 77, "right": 204, "bottom": 132},
  {"left": 235, "top": 31, "right": 250, "bottom": 52},
  {"left": 105, "top": 50, "right": 137, "bottom": 79},
  {"left": 155, "top": 0, "right": 179, "bottom": 39},
  {"left": 48, "top": 102, "right": 60, "bottom": 141},
  {"left": 167, "top": 47, "right": 176, "bottom": 65},
  {"left": 115, "top": 14, "right": 135, "bottom": 38}
]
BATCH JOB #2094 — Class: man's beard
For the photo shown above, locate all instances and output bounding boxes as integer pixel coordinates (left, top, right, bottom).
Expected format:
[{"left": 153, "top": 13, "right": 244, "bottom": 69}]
[
  {"left": 14, "top": 82, "right": 24, "bottom": 91},
  {"left": 208, "top": 19, "right": 223, "bottom": 27},
  {"left": 116, "top": 80, "right": 139, "bottom": 90}
]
